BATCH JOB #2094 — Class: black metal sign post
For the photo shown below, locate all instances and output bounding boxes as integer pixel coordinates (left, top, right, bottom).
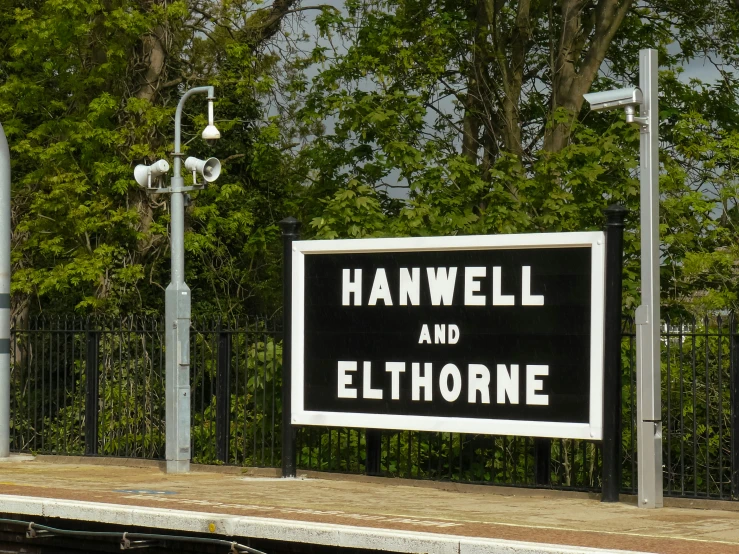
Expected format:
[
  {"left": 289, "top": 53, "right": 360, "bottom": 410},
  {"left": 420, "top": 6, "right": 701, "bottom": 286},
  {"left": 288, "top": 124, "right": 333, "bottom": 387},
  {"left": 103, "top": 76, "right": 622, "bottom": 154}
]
[
  {"left": 85, "top": 324, "right": 100, "bottom": 456},
  {"left": 534, "top": 438, "right": 551, "bottom": 486},
  {"left": 216, "top": 325, "right": 232, "bottom": 464},
  {"left": 601, "top": 204, "right": 627, "bottom": 502},
  {"left": 365, "top": 429, "right": 382, "bottom": 475},
  {"left": 290, "top": 233, "right": 605, "bottom": 442},
  {"left": 280, "top": 217, "right": 300, "bottom": 478}
]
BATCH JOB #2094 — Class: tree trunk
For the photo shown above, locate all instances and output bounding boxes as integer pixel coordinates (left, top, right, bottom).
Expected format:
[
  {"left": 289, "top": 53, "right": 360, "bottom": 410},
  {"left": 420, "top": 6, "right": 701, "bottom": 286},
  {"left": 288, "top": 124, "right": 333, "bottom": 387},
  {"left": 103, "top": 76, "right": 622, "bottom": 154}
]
[
  {"left": 544, "top": 0, "right": 634, "bottom": 153},
  {"left": 136, "top": 26, "right": 167, "bottom": 103}
]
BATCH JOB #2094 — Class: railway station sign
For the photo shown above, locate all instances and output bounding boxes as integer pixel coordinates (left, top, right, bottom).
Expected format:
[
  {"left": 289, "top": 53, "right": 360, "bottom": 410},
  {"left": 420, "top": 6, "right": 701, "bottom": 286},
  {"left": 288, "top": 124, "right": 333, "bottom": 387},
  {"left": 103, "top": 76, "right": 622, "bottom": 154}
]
[{"left": 290, "top": 233, "right": 605, "bottom": 440}]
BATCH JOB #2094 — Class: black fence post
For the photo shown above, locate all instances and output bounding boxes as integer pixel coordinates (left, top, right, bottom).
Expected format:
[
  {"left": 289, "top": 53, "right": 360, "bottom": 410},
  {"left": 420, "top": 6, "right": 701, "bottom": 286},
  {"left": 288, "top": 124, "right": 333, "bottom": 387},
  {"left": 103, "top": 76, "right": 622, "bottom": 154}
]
[
  {"left": 280, "top": 217, "right": 300, "bottom": 478},
  {"left": 731, "top": 314, "right": 739, "bottom": 499},
  {"left": 365, "top": 429, "right": 382, "bottom": 476},
  {"left": 602, "top": 203, "right": 627, "bottom": 502},
  {"left": 534, "top": 438, "right": 550, "bottom": 486},
  {"left": 84, "top": 322, "right": 99, "bottom": 456},
  {"left": 216, "top": 324, "right": 232, "bottom": 464}
]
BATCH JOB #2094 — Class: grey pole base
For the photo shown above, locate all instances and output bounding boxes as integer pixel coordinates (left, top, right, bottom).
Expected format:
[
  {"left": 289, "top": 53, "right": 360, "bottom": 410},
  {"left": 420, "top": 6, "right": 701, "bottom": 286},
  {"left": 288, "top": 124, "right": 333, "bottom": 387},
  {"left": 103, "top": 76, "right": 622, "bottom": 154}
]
[
  {"left": 165, "top": 281, "right": 191, "bottom": 475},
  {"left": 167, "top": 459, "right": 190, "bottom": 473}
]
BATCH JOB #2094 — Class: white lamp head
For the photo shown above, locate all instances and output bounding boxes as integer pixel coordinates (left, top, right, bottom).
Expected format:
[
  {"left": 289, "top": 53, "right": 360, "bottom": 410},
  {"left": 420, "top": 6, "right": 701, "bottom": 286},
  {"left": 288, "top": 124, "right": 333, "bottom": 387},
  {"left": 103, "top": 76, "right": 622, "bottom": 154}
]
[
  {"left": 202, "top": 124, "right": 221, "bottom": 145},
  {"left": 134, "top": 159, "right": 170, "bottom": 188},
  {"left": 202, "top": 98, "right": 220, "bottom": 145},
  {"left": 184, "top": 156, "right": 221, "bottom": 183}
]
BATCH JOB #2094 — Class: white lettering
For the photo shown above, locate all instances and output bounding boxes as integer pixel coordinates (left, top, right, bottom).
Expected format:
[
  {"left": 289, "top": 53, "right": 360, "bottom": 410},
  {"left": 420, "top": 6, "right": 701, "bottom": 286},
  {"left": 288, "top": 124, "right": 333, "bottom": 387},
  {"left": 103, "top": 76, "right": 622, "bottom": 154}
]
[
  {"left": 337, "top": 361, "right": 357, "bottom": 398},
  {"left": 434, "top": 324, "right": 446, "bottom": 344},
  {"left": 526, "top": 365, "right": 549, "bottom": 405},
  {"left": 427, "top": 267, "right": 457, "bottom": 306},
  {"left": 439, "top": 364, "right": 462, "bottom": 402},
  {"left": 448, "top": 324, "right": 459, "bottom": 344},
  {"left": 492, "top": 266, "right": 514, "bottom": 306},
  {"left": 418, "top": 324, "right": 432, "bottom": 344},
  {"left": 464, "top": 267, "right": 486, "bottom": 305},
  {"left": 342, "top": 269, "right": 362, "bottom": 306},
  {"left": 412, "top": 362, "right": 433, "bottom": 401},
  {"left": 399, "top": 268, "right": 421, "bottom": 306},
  {"left": 468, "top": 364, "right": 490, "bottom": 404},
  {"left": 363, "top": 361, "right": 383, "bottom": 399},
  {"left": 522, "top": 266, "right": 544, "bottom": 306},
  {"left": 385, "top": 362, "right": 406, "bottom": 400},
  {"left": 496, "top": 364, "right": 519, "bottom": 404},
  {"left": 368, "top": 268, "right": 393, "bottom": 306}
]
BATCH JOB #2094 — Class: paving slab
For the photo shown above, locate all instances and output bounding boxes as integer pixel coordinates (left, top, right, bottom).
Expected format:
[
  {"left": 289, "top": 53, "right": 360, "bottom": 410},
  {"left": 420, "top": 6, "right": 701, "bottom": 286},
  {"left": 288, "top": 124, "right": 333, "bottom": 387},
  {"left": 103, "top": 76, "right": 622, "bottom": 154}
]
[{"left": 0, "top": 458, "right": 736, "bottom": 554}]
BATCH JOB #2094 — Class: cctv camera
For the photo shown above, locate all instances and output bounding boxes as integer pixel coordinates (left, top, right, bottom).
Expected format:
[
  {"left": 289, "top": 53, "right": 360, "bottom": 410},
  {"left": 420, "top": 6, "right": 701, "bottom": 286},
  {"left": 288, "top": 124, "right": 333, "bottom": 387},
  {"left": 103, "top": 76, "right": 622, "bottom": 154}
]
[
  {"left": 583, "top": 87, "right": 643, "bottom": 112},
  {"left": 185, "top": 156, "right": 221, "bottom": 184},
  {"left": 133, "top": 159, "right": 170, "bottom": 188}
]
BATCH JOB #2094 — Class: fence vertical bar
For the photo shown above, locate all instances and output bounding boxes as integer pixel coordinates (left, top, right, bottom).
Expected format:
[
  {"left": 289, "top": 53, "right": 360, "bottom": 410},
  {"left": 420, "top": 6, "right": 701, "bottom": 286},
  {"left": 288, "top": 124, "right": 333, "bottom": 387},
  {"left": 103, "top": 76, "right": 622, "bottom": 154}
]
[
  {"left": 731, "top": 314, "right": 739, "bottom": 498},
  {"left": 602, "top": 203, "right": 627, "bottom": 502},
  {"left": 216, "top": 323, "right": 232, "bottom": 464},
  {"left": 85, "top": 321, "right": 100, "bottom": 456},
  {"left": 280, "top": 217, "right": 300, "bottom": 478}
]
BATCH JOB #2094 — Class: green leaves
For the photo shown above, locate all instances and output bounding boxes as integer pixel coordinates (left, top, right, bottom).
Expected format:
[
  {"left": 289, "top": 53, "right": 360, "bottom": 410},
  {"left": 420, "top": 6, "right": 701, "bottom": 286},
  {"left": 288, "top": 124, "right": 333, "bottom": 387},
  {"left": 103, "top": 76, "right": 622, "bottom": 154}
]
[
  {"left": 311, "top": 180, "right": 387, "bottom": 239},
  {"left": 2, "top": 0, "right": 306, "bottom": 317},
  {"left": 287, "top": 0, "right": 739, "bottom": 316},
  {"left": 6, "top": 0, "right": 739, "bottom": 318}
]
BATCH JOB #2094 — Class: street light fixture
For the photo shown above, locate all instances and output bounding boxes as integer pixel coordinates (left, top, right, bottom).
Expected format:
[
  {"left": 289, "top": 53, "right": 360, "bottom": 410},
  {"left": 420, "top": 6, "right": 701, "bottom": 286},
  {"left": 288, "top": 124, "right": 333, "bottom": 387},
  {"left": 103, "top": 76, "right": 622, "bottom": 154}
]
[
  {"left": 584, "top": 49, "right": 662, "bottom": 509},
  {"left": 133, "top": 86, "right": 222, "bottom": 474}
]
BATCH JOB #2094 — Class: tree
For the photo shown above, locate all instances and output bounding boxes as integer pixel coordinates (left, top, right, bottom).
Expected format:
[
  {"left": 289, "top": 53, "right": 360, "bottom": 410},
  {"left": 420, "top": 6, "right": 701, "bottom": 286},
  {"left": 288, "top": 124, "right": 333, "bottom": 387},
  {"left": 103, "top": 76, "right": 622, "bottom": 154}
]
[
  {"left": 0, "top": 0, "right": 311, "bottom": 318},
  {"left": 295, "top": 0, "right": 739, "bottom": 314}
]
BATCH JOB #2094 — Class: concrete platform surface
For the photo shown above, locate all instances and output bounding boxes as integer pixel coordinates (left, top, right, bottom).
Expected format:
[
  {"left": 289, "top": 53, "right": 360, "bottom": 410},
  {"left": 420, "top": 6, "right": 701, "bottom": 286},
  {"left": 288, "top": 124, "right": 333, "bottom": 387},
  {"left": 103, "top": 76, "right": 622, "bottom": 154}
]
[{"left": 0, "top": 458, "right": 737, "bottom": 554}]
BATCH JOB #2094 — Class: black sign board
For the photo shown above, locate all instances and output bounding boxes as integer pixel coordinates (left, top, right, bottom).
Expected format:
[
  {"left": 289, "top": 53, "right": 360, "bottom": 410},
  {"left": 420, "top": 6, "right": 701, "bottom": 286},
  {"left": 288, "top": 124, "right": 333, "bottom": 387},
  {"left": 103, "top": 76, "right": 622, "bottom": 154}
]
[{"left": 291, "top": 233, "right": 605, "bottom": 439}]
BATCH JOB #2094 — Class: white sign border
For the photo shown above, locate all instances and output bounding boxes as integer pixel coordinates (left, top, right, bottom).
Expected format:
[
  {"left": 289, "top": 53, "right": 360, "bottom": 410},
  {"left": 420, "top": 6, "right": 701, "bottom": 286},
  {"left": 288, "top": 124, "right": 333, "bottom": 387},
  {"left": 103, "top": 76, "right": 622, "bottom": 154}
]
[{"left": 291, "top": 232, "right": 605, "bottom": 441}]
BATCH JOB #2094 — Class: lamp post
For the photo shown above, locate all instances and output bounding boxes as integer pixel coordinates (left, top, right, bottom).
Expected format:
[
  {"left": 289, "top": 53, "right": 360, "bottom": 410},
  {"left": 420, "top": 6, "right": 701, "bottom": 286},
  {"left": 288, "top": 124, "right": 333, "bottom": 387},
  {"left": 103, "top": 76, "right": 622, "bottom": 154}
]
[
  {"left": 0, "top": 123, "right": 10, "bottom": 459},
  {"left": 584, "top": 48, "right": 662, "bottom": 508},
  {"left": 134, "top": 86, "right": 221, "bottom": 473}
]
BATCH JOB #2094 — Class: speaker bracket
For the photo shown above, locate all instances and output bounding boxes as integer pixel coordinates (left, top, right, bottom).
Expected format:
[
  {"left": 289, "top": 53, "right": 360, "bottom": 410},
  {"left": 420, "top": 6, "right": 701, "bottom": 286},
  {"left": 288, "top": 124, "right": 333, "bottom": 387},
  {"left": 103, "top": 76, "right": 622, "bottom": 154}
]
[{"left": 145, "top": 184, "right": 205, "bottom": 195}]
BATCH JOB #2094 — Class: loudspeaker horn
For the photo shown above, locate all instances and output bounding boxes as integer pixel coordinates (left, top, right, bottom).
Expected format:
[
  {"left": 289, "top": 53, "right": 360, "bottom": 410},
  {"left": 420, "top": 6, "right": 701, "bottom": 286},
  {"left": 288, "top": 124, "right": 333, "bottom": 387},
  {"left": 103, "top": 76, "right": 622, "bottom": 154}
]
[
  {"left": 134, "top": 159, "right": 170, "bottom": 188},
  {"left": 184, "top": 157, "right": 221, "bottom": 183}
]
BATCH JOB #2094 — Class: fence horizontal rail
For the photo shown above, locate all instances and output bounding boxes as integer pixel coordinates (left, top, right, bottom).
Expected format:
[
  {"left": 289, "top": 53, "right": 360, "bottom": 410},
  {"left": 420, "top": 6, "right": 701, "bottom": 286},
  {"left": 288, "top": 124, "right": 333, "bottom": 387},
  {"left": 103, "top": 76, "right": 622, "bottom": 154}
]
[{"left": 7, "top": 313, "right": 739, "bottom": 499}]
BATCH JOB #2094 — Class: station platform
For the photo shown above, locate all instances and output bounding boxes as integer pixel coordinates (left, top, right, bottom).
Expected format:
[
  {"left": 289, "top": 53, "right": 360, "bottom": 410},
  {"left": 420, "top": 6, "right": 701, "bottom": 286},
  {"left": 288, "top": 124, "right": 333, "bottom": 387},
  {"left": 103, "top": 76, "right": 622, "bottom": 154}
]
[{"left": 1, "top": 456, "right": 739, "bottom": 554}]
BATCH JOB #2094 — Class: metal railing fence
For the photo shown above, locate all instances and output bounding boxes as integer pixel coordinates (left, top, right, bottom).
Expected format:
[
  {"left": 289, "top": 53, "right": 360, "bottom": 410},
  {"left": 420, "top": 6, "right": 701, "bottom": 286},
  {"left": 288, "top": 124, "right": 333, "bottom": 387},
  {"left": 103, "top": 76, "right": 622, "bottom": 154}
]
[
  {"left": 188, "top": 316, "right": 282, "bottom": 467},
  {"left": 294, "top": 427, "right": 602, "bottom": 490},
  {"left": 8, "top": 315, "right": 280, "bottom": 465},
  {"left": 8, "top": 313, "right": 739, "bottom": 499}
]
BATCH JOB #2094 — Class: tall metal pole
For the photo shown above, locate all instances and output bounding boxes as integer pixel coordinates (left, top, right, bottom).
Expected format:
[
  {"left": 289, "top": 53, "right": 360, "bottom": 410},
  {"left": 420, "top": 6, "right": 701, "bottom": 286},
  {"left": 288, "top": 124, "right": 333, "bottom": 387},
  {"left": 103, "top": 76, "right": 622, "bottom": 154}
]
[
  {"left": 165, "top": 86, "right": 214, "bottom": 474},
  {"left": 635, "top": 48, "right": 663, "bottom": 508},
  {"left": 0, "top": 123, "right": 10, "bottom": 459}
]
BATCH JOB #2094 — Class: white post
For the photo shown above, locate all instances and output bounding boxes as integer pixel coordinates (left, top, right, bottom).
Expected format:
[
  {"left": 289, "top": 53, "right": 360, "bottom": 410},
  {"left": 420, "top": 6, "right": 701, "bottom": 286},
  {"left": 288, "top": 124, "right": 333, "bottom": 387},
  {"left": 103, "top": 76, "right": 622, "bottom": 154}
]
[
  {"left": 0, "top": 123, "right": 10, "bottom": 459},
  {"left": 635, "top": 48, "right": 663, "bottom": 509}
]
